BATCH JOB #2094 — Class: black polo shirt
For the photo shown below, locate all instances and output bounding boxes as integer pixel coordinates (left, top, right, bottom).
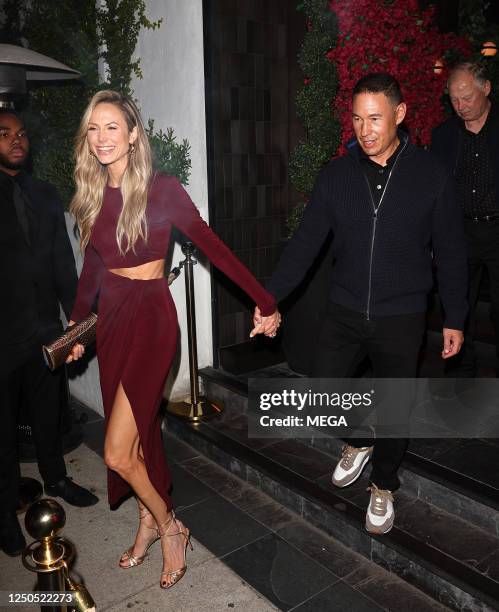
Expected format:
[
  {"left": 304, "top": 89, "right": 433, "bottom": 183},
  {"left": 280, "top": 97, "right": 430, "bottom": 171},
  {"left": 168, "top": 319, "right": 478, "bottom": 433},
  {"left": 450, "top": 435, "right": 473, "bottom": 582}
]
[
  {"left": 359, "top": 141, "right": 403, "bottom": 209},
  {"left": 455, "top": 108, "right": 497, "bottom": 217}
]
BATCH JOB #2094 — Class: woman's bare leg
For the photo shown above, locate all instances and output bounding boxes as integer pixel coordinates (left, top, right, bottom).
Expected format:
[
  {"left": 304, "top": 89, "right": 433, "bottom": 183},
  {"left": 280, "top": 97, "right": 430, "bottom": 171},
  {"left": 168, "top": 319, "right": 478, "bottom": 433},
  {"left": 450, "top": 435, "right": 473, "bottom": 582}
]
[{"left": 104, "top": 383, "right": 187, "bottom": 584}]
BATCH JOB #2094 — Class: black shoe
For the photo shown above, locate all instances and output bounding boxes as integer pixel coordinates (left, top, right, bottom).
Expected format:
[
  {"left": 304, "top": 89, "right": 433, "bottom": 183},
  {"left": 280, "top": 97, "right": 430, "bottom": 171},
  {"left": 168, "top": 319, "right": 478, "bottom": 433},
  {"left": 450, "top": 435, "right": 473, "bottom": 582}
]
[
  {"left": 44, "top": 477, "right": 98, "bottom": 507},
  {"left": 0, "top": 510, "right": 26, "bottom": 557}
]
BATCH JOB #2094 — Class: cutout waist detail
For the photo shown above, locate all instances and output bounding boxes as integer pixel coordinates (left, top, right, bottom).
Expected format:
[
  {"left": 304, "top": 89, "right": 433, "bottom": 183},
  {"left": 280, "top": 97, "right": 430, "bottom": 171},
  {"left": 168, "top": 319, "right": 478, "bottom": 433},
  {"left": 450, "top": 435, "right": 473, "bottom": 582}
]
[{"left": 108, "top": 259, "right": 165, "bottom": 280}]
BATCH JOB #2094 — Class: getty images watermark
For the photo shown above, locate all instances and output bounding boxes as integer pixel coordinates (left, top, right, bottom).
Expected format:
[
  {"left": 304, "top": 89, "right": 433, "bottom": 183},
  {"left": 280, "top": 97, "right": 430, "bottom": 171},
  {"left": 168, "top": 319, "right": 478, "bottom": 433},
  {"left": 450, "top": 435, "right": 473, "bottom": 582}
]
[
  {"left": 248, "top": 378, "right": 499, "bottom": 439},
  {"left": 259, "top": 388, "right": 374, "bottom": 428}
]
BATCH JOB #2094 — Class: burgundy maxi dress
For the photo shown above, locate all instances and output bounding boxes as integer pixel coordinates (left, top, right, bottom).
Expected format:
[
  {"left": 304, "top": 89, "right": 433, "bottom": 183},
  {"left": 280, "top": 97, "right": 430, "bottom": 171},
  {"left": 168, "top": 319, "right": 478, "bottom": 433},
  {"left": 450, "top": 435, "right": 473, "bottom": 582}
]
[{"left": 70, "top": 173, "right": 276, "bottom": 509}]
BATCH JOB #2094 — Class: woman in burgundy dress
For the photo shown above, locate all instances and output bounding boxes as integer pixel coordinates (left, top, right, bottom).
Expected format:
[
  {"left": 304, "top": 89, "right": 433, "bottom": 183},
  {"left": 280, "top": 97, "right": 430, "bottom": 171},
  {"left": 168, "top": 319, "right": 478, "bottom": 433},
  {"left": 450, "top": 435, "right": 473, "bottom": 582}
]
[{"left": 67, "top": 90, "right": 280, "bottom": 589}]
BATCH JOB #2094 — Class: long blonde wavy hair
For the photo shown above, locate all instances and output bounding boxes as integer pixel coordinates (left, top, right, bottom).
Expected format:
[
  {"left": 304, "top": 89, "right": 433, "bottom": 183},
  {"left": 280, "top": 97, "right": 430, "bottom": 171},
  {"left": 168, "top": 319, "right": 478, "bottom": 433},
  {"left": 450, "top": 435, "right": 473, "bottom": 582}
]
[{"left": 70, "top": 90, "right": 152, "bottom": 254}]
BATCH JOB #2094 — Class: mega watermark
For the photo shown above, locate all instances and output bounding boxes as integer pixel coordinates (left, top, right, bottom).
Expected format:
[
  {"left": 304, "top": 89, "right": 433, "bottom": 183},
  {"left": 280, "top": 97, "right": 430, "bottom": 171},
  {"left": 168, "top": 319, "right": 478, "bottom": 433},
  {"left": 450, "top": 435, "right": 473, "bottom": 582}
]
[{"left": 248, "top": 378, "right": 499, "bottom": 439}]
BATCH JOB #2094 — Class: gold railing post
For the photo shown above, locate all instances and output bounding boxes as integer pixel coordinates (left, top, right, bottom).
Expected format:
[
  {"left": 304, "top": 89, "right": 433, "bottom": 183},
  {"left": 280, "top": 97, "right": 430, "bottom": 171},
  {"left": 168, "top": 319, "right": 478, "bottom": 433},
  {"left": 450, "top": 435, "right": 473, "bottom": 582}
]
[
  {"left": 22, "top": 499, "right": 95, "bottom": 612},
  {"left": 167, "top": 242, "right": 223, "bottom": 422}
]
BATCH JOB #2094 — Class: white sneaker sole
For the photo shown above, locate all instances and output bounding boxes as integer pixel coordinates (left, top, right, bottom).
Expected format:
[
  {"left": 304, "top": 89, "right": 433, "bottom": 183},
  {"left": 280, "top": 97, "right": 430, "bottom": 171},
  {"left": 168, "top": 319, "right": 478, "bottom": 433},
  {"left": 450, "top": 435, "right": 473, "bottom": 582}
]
[
  {"left": 332, "top": 451, "right": 372, "bottom": 488},
  {"left": 365, "top": 519, "right": 394, "bottom": 535}
]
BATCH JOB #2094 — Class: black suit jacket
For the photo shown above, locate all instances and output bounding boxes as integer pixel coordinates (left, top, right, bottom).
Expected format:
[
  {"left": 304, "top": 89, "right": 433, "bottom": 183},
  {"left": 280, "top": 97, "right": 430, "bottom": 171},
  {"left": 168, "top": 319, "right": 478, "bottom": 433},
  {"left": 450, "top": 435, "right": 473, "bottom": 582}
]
[{"left": 0, "top": 169, "right": 78, "bottom": 366}]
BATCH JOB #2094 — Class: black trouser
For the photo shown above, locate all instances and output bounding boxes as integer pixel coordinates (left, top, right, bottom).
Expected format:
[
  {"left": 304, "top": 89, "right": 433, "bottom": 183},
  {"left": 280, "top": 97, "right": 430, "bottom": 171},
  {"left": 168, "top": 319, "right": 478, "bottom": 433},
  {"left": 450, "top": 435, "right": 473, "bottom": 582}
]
[
  {"left": 447, "top": 219, "right": 499, "bottom": 376},
  {"left": 0, "top": 351, "right": 67, "bottom": 512},
  {"left": 311, "top": 302, "right": 426, "bottom": 491}
]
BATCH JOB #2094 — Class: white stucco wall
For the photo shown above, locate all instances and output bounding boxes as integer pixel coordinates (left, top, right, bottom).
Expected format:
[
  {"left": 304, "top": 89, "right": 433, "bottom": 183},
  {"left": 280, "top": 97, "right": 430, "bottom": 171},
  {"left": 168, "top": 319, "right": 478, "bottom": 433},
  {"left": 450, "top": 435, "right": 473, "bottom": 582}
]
[
  {"left": 68, "top": 0, "right": 210, "bottom": 411},
  {"left": 132, "top": 0, "right": 211, "bottom": 400}
]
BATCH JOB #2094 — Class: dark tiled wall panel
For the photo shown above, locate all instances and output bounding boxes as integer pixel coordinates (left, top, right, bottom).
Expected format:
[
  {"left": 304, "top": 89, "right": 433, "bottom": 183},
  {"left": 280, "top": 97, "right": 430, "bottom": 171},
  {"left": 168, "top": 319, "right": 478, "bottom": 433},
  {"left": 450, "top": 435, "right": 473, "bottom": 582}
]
[{"left": 204, "top": 0, "right": 304, "bottom": 350}]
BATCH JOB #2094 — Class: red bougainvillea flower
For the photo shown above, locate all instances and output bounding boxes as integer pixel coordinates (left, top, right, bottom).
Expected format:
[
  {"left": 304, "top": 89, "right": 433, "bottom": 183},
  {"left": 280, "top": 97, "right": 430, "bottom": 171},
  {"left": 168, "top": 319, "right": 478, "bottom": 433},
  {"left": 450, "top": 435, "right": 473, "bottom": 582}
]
[{"left": 327, "top": 0, "right": 471, "bottom": 152}]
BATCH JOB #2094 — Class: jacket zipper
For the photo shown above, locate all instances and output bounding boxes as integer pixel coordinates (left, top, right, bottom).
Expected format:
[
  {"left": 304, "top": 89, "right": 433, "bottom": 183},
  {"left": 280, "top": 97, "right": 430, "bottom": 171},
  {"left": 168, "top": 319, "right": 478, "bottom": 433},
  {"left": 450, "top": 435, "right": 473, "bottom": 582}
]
[{"left": 364, "top": 139, "right": 408, "bottom": 320}]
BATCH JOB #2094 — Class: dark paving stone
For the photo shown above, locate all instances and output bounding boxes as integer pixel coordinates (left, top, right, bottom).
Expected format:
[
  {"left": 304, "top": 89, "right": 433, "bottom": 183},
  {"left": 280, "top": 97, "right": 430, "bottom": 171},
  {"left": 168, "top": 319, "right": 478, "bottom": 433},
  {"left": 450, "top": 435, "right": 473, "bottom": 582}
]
[
  {"left": 205, "top": 412, "right": 279, "bottom": 450},
  {"left": 396, "top": 498, "right": 498, "bottom": 568},
  {"left": 277, "top": 519, "right": 360, "bottom": 579},
  {"left": 435, "top": 439, "right": 499, "bottom": 489},
  {"left": 222, "top": 532, "right": 337, "bottom": 611},
  {"left": 175, "top": 494, "right": 270, "bottom": 558},
  {"left": 82, "top": 420, "right": 104, "bottom": 457},
  {"left": 370, "top": 538, "right": 491, "bottom": 612},
  {"left": 228, "top": 486, "right": 297, "bottom": 532},
  {"left": 344, "top": 563, "right": 451, "bottom": 611},
  {"left": 182, "top": 454, "right": 249, "bottom": 500},
  {"left": 476, "top": 547, "right": 499, "bottom": 584},
  {"left": 408, "top": 438, "right": 465, "bottom": 461},
  {"left": 412, "top": 471, "right": 499, "bottom": 534},
  {"left": 169, "top": 463, "right": 215, "bottom": 510},
  {"left": 259, "top": 439, "right": 333, "bottom": 480},
  {"left": 249, "top": 469, "right": 305, "bottom": 515},
  {"left": 303, "top": 498, "right": 372, "bottom": 557},
  {"left": 182, "top": 453, "right": 297, "bottom": 531},
  {"left": 291, "top": 580, "right": 384, "bottom": 612},
  {"left": 162, "top": 431, "right": 199, "bottom": 465},
  {"left": 168, "top": 418, "right": 249, "bottom": 482}
]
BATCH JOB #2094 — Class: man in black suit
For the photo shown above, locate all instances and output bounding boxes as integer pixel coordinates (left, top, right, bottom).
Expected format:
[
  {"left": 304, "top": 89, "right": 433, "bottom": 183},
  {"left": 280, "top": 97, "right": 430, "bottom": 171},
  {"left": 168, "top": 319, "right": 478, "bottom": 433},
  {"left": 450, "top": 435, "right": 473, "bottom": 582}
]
[
  {"left": 0, "top": 109, "right": 98, "bottom": 557},
  {"left": 432, "top": 62, "right": 499, "bottom": 376}
]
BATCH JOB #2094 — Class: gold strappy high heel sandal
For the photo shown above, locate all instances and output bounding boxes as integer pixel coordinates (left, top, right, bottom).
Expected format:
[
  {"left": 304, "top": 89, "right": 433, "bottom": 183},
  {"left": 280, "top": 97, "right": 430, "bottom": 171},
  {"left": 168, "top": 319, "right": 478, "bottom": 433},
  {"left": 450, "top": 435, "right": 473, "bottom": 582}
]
[
  {"left": 158, "top": 510, "right": 193, "bottom": 589},
  {"left": 119, "top": 507, "right": 159, "bottom": 569}
]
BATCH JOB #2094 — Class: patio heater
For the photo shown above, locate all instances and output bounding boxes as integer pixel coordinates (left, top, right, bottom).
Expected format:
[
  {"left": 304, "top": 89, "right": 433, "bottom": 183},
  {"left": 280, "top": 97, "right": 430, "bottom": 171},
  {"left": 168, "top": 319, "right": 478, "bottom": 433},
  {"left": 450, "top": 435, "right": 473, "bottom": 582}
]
[{"left": 0, "top": 43, "right": 80, "bottom": 108}]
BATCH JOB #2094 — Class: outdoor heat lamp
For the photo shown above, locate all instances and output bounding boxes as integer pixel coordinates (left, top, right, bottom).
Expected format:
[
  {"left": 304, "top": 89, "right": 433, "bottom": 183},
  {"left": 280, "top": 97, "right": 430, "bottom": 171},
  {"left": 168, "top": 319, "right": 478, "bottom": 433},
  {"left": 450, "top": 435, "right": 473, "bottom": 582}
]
[{"left": 0, "top": 43, "right": 80, "bottom": 108}]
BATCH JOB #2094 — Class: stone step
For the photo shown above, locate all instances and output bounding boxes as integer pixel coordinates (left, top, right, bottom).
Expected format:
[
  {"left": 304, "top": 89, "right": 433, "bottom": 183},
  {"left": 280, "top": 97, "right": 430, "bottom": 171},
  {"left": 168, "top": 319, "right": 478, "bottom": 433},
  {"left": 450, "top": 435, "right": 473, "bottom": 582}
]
[
  {"left": 162, "top": 425, "right": 453, "bottom": 612},
  {"left": 201, "top": 367, "right": 499, "bottom": 531},
  {"left": 163, "top": 367, "right": 499, "bottom": 612}
]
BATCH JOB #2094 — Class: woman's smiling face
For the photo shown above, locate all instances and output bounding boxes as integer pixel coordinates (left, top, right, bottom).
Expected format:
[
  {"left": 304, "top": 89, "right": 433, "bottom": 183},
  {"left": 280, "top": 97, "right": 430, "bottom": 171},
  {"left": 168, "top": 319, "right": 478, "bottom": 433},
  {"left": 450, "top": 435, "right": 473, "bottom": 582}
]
[{"left": 87, "top": 102, "right": 137, "bottom": 172}]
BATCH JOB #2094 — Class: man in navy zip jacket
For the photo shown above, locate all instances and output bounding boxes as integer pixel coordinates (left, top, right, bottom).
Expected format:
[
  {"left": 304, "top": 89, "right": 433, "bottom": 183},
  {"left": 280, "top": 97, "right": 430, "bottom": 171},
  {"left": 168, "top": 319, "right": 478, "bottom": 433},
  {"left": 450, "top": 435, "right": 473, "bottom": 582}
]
[{"left": 259, "top": 73, "right": 468, "bottom": 534}]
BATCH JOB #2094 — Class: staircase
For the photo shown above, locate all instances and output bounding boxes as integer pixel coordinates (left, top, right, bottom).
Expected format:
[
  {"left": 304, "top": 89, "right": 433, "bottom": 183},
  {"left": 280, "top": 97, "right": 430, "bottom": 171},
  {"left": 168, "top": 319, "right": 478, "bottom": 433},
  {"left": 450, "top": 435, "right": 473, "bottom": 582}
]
[{"left": 164, "top": 358, "right": 499, "bottom": 612}]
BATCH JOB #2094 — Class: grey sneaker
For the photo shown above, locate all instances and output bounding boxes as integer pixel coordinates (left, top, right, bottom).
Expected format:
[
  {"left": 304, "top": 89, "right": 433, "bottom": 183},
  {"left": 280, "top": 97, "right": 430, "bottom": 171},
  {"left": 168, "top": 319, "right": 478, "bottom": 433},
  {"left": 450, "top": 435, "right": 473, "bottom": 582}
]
[
  {"left": 332, "top": 444, "right": 373, "bottom": 487},
  {"left": 365, "top": 484, "right": 394, "bottom": 534}
]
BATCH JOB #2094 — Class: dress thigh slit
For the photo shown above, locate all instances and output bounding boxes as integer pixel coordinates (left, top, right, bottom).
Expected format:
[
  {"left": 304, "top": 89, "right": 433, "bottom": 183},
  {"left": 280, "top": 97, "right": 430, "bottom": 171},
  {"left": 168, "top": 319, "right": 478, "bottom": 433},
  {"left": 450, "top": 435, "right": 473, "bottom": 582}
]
[{"left": 98, "top": 271, "right": 179, "bottom": 510}]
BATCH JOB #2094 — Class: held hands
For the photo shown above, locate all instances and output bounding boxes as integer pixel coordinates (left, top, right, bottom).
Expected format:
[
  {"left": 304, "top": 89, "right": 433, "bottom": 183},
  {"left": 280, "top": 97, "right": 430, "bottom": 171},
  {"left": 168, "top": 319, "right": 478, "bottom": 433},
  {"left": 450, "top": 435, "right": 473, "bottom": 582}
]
[
  {"left": 250, "top": 307, "right": 281, "bottom": 338},
  {"left": 65, "top": 320, "right": 85, "bottom": 363},
  {"left": 441, "top": 328, "right": 464, "bottom": 359}
]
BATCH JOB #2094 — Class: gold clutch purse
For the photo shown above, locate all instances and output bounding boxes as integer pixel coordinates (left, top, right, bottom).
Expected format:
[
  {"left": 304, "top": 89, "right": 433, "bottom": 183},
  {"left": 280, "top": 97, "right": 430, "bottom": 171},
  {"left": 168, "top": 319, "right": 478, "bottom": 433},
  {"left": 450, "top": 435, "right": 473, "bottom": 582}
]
[{"left": 42, "top": 313, "right": 97, "bottom": 371}]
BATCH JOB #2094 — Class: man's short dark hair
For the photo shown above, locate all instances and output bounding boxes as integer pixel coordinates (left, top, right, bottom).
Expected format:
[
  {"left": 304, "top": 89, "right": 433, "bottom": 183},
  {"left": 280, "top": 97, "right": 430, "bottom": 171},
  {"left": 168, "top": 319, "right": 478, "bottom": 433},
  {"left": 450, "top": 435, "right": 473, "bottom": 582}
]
[
  {"left": 352, "top": 73, "right": 403, "bottom": 105},
  {"left": 0, "top": 108, "right": 24, "bottom": 124}
]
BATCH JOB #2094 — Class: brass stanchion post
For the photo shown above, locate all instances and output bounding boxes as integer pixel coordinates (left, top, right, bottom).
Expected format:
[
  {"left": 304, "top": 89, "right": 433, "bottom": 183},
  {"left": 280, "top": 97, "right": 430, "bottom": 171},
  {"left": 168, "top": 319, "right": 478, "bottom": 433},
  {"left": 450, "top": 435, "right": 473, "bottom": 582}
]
[
  {"left": 168, "top": 242, "right": 223, "bottom": 422},
  {"left": 22, "top": 499, "right": 95, "bottom": 612}
]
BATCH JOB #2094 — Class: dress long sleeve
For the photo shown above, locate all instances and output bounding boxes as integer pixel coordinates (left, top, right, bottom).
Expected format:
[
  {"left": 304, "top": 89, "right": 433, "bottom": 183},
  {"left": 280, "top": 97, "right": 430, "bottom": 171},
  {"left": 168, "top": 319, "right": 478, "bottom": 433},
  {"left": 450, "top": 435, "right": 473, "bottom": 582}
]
[
  {"left": 70, "top": 242, "right": 106, "bottom": 322},
  {"left": 164, "top": 177, "right": 276, "bottom": 316}
]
